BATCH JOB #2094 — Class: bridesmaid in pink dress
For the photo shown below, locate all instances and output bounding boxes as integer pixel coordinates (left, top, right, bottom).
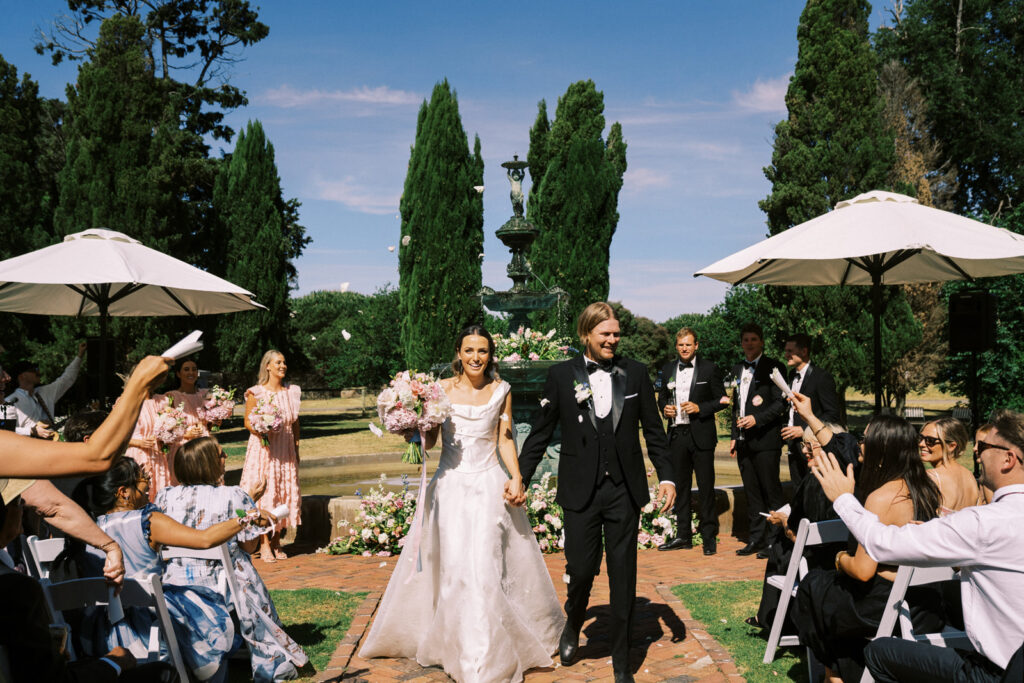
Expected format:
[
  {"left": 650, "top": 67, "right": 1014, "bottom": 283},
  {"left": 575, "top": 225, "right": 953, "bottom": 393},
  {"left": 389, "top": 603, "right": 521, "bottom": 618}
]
[
  {"left": 165, "top": 358, "right": 209, "bottom": 479},
  {"left": 124, "top": 389, "right": 171, "bottom": 501},
  {"left": 240, "top": 349, "right": 301, "bottom": 563}
]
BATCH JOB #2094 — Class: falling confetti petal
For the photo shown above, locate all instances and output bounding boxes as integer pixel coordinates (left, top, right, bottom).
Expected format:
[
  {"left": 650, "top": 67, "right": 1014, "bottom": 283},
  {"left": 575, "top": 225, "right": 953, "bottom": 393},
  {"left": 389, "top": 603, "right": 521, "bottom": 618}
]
[
  {"left": 342, "top": 330, "right": 352, "bottom": 341},
  {"left": 401, "top": 235, "right": 411, "bottom": 246},
  {"left": 387, "top": 245, "right": 395, "bottom": 252},
  {"left": 368, "top": 423, "right": 383, "bottom": 437},
  {"left": 473, "top": 185, "right": 485, "bottom": 193},
  {"left": 540, "top": 398, "right": 550, "bottom": 407},
  {"left": 379, "top": 561, "right": 387, "bottom": 567},
  {"left": 340, "top": 282, "right": 350, "bottom": 292}
]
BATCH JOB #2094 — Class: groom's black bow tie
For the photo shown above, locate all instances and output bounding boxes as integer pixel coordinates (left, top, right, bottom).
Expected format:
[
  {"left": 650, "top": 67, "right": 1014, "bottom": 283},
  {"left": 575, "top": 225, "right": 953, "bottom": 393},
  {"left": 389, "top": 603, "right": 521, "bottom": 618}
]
[
  {"left": 678, "top": 360, "right": 693, "bottom": 369},
  {"left": 586, "top": 358, "right": 614, "bottom": 374},
  {"left": 743, "top": 360, "right": 757, "bottom": 370}
]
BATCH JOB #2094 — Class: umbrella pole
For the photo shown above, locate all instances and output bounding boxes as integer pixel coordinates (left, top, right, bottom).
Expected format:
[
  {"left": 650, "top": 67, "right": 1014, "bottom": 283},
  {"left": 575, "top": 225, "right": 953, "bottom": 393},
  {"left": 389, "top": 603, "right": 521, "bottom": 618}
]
[
  {"left": 872, "top": 273, "right": 883, "bottom": 415},
  {"left": 99, "top": 305, "right": 109, "bottom": 408}
]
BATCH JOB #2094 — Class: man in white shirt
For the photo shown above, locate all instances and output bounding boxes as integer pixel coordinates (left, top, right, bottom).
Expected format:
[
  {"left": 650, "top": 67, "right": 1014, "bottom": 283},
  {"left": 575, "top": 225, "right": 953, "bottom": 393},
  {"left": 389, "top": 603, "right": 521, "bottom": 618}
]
[
  {"left": 779, "top": 333, "right": 839, "bottom": 487},
  {"left": 4, "top": 342, "right": 85, "bottom": 438},
  {"left": 811, "top": 409, "right": 1024, "bottom": 682}
]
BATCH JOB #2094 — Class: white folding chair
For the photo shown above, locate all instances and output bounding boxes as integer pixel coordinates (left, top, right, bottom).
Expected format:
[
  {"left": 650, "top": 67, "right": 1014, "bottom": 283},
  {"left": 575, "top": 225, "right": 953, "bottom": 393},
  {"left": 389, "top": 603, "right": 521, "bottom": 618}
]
[
  {"left": 763, "top": 518, "right": 850, "bottom": 665},
  {"left": 160, "top": 544, "right": 245, "bottom": 619},
  {"left": 25, "top": 535, "right": 66, "bottom": 579},
  {"left": 859, "top": 564, "right": 971, "bottom": 683},
  {"left": 41, "top": 573, "right": 189, "bottom": 683}
]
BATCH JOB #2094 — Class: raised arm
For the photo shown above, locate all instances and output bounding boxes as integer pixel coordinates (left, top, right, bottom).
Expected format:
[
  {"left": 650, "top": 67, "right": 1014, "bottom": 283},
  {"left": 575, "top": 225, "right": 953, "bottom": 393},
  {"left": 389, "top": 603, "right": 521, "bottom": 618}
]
[
  {"left": 0, "top": 356, "right": 170, "bottom": 477},
  {"left": 148, "top": 509, "right": 271, "bottom": 551}
]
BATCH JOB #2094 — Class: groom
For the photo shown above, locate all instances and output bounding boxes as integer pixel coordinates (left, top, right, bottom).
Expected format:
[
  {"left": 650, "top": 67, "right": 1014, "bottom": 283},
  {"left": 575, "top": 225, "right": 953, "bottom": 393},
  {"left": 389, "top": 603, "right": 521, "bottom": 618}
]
[{"left": 519, "top": 302, "right": 676, "bottom": 683}]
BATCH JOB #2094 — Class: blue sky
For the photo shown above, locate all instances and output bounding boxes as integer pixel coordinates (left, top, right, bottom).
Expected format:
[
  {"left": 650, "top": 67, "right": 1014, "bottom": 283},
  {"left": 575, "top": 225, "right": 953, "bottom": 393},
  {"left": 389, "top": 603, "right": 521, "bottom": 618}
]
[{"left": 2, "top": 1, "right": 891, "bottom": 322}]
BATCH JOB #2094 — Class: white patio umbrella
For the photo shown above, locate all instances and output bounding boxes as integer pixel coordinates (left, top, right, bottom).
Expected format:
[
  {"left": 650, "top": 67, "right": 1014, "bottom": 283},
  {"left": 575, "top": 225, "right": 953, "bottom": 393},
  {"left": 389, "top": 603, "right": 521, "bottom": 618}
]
[
  {"left": 695, "top": 190, "right": 1024, "bottom": 413},
  {"left": 0, "top": 228, "right": 264, "bottom": 398}
]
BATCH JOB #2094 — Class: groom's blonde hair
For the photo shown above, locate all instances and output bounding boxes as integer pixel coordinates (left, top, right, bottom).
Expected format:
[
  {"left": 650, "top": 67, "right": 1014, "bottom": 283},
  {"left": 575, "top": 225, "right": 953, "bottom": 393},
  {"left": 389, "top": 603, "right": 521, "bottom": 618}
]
[{"left": 577, "top": 302, "right": 617, "bottom": 345}]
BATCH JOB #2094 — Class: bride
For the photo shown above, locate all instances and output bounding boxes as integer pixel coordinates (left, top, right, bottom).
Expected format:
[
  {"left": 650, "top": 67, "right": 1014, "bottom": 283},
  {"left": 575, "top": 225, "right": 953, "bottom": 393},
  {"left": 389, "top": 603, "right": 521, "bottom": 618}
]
[{"left": 359, "top": 325, "right": 564, "bottom": 682}]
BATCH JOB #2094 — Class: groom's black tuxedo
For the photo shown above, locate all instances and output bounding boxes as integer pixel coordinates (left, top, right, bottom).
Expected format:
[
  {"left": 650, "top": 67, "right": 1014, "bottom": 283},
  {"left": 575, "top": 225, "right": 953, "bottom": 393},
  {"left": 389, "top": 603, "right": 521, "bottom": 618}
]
[{"left": 520, "top": 353, "right": 673, "bottom": 676}]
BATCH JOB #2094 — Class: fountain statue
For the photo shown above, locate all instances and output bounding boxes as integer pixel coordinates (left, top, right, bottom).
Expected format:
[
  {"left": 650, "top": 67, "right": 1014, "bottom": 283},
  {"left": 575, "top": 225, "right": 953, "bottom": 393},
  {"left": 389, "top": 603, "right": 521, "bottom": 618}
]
[{"left": 479, "top": 156, "right": 568, "bottom": 480}]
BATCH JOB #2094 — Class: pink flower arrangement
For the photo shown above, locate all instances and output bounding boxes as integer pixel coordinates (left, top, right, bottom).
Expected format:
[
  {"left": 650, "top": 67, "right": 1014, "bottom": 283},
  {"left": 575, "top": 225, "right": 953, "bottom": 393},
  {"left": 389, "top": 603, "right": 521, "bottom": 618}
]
[
  {"left": 248, "top": 394, "right": 284, "bottom": 447},
  {"left": 197, "top": 385, "right": 235, "bottom": 432},
  {"left": 318, "top": 474, "right": 418, "bottom": 556},
  {"left": 493, "top": 327, "right": 576, "bottom": 363},
  {"left": 153, "top": 395, "right": 187, "bottom": 453},
  {"left": 375, "top": 370, "right": 452, "bottom": 464}
]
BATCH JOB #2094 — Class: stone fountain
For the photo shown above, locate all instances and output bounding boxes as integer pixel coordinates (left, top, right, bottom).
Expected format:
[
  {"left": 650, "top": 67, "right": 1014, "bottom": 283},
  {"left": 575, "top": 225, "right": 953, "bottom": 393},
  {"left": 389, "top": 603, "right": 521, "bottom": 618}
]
[{"left": 480, "top": 156, "right": 567, "bottom": 479}]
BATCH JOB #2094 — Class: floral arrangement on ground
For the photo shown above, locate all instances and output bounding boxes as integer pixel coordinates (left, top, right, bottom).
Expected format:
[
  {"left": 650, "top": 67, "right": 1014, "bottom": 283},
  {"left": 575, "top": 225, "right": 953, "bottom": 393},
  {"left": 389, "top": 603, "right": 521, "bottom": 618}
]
[
  {"left": 493, "top": 327, "right": 576, "bottom": 363},
  {"left": 319, "top": 471, "right": 700, "bottom": 555}
]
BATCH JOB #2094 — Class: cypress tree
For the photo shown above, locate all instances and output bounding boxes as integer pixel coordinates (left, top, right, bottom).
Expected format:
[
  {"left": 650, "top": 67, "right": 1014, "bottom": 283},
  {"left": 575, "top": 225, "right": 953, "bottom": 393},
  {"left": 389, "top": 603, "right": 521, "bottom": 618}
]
[
  {"left": 214, "top": 120, "right": 303, "bottom": 382},
  {"left": 398, "top": 80, "right": 484, "bottom": 370},
  {"left": 526, "top": 80, "right": 626, "bottom": 331},
  {"left": 757, "top": 0, "right": 918, "bottom": 409}
]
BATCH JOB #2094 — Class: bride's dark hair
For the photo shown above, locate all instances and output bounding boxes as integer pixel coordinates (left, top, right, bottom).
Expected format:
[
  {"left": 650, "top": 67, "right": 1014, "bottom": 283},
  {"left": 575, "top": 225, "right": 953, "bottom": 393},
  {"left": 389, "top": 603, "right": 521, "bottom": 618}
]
[{"left": 451, "top": 325, "right": 500, "bottom": 381}]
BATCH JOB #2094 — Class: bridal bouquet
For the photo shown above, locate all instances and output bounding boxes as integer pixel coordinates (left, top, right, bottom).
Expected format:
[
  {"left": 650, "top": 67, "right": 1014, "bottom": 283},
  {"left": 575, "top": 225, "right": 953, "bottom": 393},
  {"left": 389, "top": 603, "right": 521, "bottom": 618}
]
[
  {"left": 248, "top": 394, "right": 284, "bottom": 447},
  {"left": 376, "top": 370, "right": 452, "bottom": 464},
  {"left": 153, "top": 395, "right": 187, "bottom": 453},
  {"left": 197, "top": 385, "right": 235, "bottom": 431}
]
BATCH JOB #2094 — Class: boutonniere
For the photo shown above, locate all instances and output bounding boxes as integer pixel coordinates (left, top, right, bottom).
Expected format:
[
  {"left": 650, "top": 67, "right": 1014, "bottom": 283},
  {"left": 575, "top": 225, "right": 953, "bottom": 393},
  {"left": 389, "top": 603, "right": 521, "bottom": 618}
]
[
  {"left": 666, "top": 380, "right": 676, "bottom": 390},
  {"left": 752, "top": 395, "right": 764, "bottom": 407},
  {"left": 573, "top": 380, "right": 592, "bottom": 405}
]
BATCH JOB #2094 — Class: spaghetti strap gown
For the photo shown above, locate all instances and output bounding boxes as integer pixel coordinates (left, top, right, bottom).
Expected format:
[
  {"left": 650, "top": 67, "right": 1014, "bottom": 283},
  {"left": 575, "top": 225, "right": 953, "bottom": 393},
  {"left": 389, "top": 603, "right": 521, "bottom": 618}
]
[{"left": 359, "top": 381, "right": 564, "bottom": 683}]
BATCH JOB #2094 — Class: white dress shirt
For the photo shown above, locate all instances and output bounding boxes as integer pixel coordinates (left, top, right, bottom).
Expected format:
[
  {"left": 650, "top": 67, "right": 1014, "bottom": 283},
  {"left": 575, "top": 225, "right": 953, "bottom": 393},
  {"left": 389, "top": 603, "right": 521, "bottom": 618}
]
[
  {"left": 788, "top": 363, "right": 809, "bottom": 427},
  {"left": 586, "top": 361, "right": 612, "bottom": 419},
  {"left": 674, "top": 360, "right": 694, "bottom": 425},
  {"left": 4, "top": 356, "right": 82, "bottom": 436},
  {"left": 738, "top": 354, "right": 760, "bottom": 418},
  {"left": 833, "top": 485, "right": 1024, "bottom": 669}
]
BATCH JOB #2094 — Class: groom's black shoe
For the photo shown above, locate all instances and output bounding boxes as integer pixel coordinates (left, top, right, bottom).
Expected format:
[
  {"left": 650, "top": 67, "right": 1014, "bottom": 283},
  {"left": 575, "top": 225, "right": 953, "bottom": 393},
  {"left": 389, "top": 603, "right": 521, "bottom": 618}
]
[
  {"left": 657, "top": 537, "right": 692, "bottom": 551},
  {"left": 736, "top": 542, "right": 766, "bottom": 556},
  {"left": 613, "top": 669, "right": 635, "bottom": 683},
  {"left": 558, "top": 622, "right": 580, "bottom": 666}
]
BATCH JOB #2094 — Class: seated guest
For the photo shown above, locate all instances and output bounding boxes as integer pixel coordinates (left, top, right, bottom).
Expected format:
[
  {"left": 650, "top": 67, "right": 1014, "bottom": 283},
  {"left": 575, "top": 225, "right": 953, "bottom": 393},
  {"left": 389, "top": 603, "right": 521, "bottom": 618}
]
[
  {"left": 156, "top": 437, "right": 307, "bottom": 682},
  {"left": 919, "top": 417, "right": 980, "bottom": 511},
  {"left": 80, "top": 457, "right": 273, "bottom": 682},
  {"left": 753, "top": 392, "right": 860, "bottom": 630},
  {"left": 794, "top": 414, "right": 941, "bottom": 683},
  {"left": 0, "top": 479, "right": 164, "bottom": 682},
  {"left": 975, "top": 423, "right": 995, "bottom": 504},
  {"left": 812, "top": 409, "right": 1024, "bottom": 683}
]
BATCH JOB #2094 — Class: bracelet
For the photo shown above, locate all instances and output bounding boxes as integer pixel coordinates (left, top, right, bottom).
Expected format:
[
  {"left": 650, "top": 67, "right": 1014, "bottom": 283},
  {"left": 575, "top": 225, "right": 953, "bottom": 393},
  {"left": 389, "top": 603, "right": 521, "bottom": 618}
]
[
  {"left": 835, "top": 550, "right": 846, "bottom": 572},
  {"left": 814, "top": 425, "right": 829, "bottom": 437}
]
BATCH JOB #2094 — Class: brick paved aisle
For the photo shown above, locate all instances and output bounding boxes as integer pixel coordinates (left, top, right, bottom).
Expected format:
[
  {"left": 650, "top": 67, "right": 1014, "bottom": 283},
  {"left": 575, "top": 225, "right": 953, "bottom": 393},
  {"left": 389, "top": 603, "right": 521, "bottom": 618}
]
[{"left": 258, "top": 536, "right": 765, "bottom": 682}]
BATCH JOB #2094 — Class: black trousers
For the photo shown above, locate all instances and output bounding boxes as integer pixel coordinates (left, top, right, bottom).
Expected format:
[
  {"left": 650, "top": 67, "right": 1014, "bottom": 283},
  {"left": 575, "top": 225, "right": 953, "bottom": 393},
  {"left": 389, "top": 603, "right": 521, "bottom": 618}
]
[
  {"left": 787, "top": 440, "right": 810, "bottom": 487},
  {"left": 563, "top": 475, "right": 639, "bottom": 675},
  {"left": 668, "top": 425, "right": 717, "bottom": 543},
  {"left": 864, "top": 637, "right": 1004, "bottom": 683},
  {"left": 735, "top": 441, "right": 784, "bottom": 546}
]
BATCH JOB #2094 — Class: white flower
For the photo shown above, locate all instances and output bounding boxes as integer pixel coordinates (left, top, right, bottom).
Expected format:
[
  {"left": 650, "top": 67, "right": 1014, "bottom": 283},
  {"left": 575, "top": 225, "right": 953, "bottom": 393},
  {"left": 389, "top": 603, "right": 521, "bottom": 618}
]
[
  {"left": 342, "top": 329, "right": 352, "bottom": 341},
  {"left": 361, "top": 528, "right": 372, "bottom": 540},
  {"left": 310, "top": 335, "right": 316, "bottom": 341},
  {"left": 573, "top": 382, "right": 592, "bottom": 404},
  {"left": 540, "top": 398, "right": 550, "bottom": 407},
  {"left": 578, "top": 415, "right": 583, "bottom": 423},
  {"left": 378, "top": 533, "right": 389, "bottom": 545},
  {"left": 478, "top": 253, "right": 484, "bottom": 260},
  {"left": 401, "top": 235, "right": 411, "bottom": 246},
  {"left": 340, "top": 282, "right": 350, "bottom": 292},
  {"left": 545, "top": 329, "right": 556, "bottom": 339},
  {"left": 667, "top": 381, "right": 676, "bottom": 390},
  {"left": 473, "top": 185, "right": 485, "bottom": 193}
]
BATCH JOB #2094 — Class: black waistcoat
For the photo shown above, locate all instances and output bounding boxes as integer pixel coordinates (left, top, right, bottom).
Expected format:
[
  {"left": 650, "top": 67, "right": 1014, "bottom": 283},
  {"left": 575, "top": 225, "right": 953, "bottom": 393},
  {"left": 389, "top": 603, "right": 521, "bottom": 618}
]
[{"left": 596, "top": 412, "right": 623, "bottom": 484}]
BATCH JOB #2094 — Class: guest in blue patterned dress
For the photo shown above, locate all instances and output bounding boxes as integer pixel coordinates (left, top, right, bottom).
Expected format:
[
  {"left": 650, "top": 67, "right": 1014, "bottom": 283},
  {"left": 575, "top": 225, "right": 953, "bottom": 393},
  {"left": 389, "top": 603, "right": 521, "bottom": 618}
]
[
  {"left": 157, "top": 436, "right": 308, "bottom": 682},
  {"left": 82, "top": 456, "right": 275, "bottom": 682}
]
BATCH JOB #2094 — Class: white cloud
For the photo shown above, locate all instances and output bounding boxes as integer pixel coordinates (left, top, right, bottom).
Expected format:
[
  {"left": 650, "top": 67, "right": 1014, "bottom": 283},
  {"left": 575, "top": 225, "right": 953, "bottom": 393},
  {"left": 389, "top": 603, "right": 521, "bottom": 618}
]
[
  {"left": 623, "top": 167, "right": 671, "bottom": 195},
  {"left": 258, "top": 84, "right": 422, "bottom": 109},
  {"left": 314, "top": 176, "right": 401, "bottom": 215},
  {"left": 731, "top": 74, "right": 791, "bottom": 113}
]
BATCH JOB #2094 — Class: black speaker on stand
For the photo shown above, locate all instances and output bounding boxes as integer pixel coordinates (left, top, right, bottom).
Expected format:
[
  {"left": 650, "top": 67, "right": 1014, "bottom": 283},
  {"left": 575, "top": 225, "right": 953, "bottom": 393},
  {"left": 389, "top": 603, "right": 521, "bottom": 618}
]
[
  {"left": 86, "top": 337, "right": 120, "bottom": 407},
  {"left": 948, "top": 290, "right": 997, "bottom": 471}
]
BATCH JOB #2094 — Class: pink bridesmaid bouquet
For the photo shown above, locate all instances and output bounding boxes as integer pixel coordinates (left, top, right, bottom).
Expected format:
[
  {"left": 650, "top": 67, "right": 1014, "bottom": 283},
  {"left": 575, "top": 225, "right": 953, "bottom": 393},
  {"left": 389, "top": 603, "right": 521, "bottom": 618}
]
[
  {"left": 248, "top": 394, "right": 284, "bottom": 447},
  {"left": 198, "top": 385, "right": 236, "bottom": 431},
  {"left": 154, "top": 395, "right": 187, "bottom": 453},
  {"left": 375, "top": 370, "right": 452, "bottom": 464}
]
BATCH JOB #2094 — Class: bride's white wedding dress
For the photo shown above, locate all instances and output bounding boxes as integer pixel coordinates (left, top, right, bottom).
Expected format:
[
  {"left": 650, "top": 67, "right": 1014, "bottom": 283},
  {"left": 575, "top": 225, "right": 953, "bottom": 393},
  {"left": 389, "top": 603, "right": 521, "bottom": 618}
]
[{"left": 359, "top": 380, "right": 564, "bottom": 682}]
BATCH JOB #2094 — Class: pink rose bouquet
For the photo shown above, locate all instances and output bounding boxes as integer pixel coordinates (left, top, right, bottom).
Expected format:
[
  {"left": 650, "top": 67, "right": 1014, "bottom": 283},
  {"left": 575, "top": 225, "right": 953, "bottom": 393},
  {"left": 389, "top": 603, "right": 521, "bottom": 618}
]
[
  {"left": 375, "top": 370, "right": 452, "bottom": 464},
  {"left": 197, "top": 385, "right": 235, "bottom": 432},
  {"left": 153, "top": 395, "right": 187, "bottom": 453},
  {"left": 248, "top": 394, "right": 284, "bottom": 447}
]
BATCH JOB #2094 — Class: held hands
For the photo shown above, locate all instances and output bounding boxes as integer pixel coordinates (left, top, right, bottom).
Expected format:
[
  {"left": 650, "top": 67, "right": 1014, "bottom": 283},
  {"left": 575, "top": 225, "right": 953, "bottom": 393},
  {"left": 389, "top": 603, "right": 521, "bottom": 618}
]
[
  {"left": 504, "top": 477, "right": 526, "bottom": 507},
  {"left": 810, "top": 451, "right": 856, "bottom": 502},
  {"left": 656, "top": 482, "right": 676, "bottom": 513}
]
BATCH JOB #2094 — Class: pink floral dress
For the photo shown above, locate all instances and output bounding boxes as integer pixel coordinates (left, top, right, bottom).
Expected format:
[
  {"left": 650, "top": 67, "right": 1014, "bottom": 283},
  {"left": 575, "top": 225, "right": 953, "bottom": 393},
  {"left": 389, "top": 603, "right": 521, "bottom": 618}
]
[
  {"left": 240, "top": 384, "right": 301, "bottom": 530},
  {"left": 123, "top": 394, "right": 173, "bottom": 500},
  {"left": 164, "top": 389, "right": 211, "bottom": 479}
]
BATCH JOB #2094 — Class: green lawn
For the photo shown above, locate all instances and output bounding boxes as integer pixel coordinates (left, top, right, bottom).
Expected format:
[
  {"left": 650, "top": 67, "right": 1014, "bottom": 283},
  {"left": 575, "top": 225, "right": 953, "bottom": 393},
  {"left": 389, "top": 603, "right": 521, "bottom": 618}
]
[
  {"left": 228, "top": 588, "right": 365, "bottom": 682},
  {"left": 673, "top": 580, "right": 808, "bottom": 683}
]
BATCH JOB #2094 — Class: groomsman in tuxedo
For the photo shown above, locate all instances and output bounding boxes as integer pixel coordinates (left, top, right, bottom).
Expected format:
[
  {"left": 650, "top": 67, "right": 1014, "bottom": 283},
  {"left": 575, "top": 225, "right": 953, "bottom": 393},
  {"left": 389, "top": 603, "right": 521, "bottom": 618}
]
[
  {"left": 729, "top": 323, "right": 787, "bottom": 557},
  {"left": 520, "top": 302, "right": 675, "bottom": 683},
  {"left": 779, "top": 333, "right": 839, "bottom": 486},
  {"left": 656, "top": 327, "right": 727, "bottom": 555}
]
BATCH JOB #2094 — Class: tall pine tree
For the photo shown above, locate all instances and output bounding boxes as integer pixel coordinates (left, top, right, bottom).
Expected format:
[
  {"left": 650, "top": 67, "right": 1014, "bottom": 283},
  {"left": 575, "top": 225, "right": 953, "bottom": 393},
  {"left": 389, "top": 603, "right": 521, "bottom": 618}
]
[
  {"left": 214, "top": 120, "right": 305, "bottom": 382},
  {"left": 398, "top": 80, "right": 484, "bottom": 370},
  {"left": 526, "top": 80, "right": 626, "bottom": 332},
  {"left": 757, "top": 0, "right": 918, "bottom": 409}
]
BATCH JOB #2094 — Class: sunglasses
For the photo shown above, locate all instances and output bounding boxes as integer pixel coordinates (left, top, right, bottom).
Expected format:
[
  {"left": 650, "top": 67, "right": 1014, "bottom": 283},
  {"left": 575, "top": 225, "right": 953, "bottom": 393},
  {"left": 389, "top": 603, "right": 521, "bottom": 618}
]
[
  {"left": 975, "top": 440, "right": 1024, "bottom": 463},
  {"left": 918, "top": 434, "right": 947, "bottom": 448}
]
